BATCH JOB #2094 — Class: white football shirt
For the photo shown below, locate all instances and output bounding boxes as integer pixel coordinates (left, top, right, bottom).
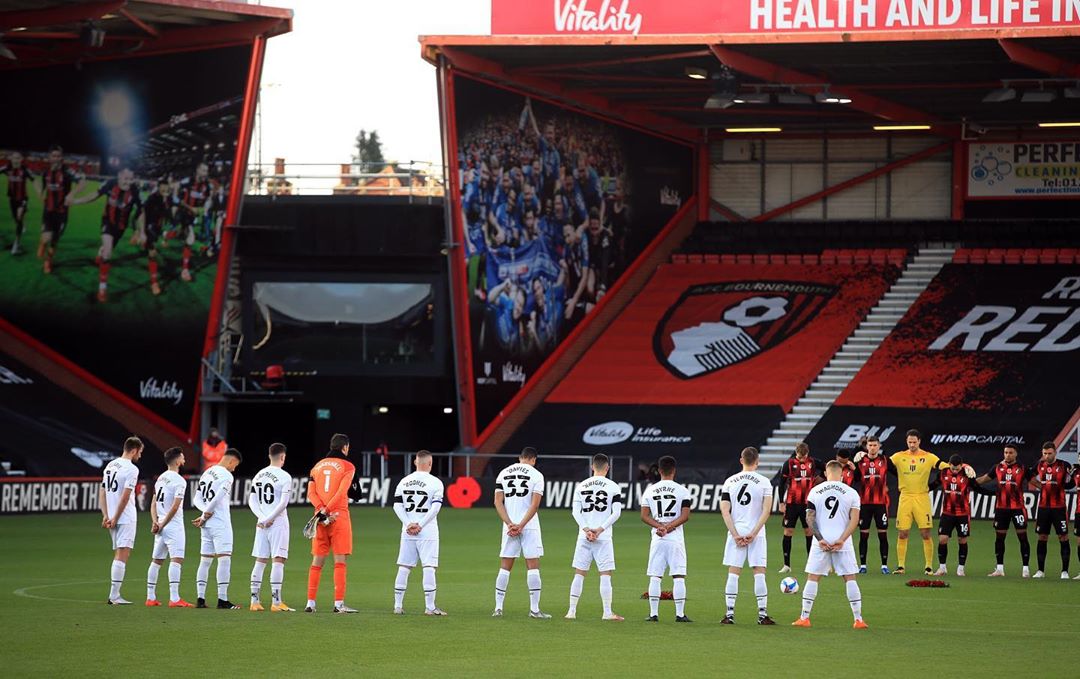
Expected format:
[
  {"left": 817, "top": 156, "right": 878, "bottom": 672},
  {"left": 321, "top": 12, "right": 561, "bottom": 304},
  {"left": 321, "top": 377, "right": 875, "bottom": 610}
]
[
  {"left": 153, "top": 470, "right": 186, "bottom": 526},
  {"left": 394, "top": 471, "right": 445, "bottom": 540},
  {"left": 102, "top": 457, "right": 139, "bottom": 525},
  {"left": 495, "top": 463, "right": 545, "bottom": 532},
  {"left": 194, "top": 465, "right": 234, "bottom": 528},
  {"left": 249, "top": 465, "right": 292, "bottom": 523},
  {"left": 571, "top": 475, "right": 623, "bottom": 542},
  {"left": 642, "top": 480, "right": 691, "bottom": 544},
  {"left": 721, "top": 470, "right": 772, "bottom": 535},
  {"left": 806, "top": 481, "right": 861, "bottom": 546}
]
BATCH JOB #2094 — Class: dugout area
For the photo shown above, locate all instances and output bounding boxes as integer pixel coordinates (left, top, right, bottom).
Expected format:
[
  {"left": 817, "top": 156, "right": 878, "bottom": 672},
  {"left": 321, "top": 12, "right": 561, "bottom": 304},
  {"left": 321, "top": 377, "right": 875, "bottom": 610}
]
[{"left": 422, "top": 9, "right": 1080, "bottom": 468}]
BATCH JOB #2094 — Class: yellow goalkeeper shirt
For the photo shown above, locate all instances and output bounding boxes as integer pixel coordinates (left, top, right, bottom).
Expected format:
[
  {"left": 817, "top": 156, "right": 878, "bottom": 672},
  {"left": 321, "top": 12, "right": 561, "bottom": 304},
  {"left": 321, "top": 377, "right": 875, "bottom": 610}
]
[{"left": 890, "top": 449, "right": 948, "bottom": 496}]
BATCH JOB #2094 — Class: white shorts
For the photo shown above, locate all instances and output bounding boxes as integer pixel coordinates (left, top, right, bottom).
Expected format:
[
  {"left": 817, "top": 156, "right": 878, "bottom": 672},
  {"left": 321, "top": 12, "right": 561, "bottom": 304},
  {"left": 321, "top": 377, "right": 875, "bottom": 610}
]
[
  {"left": 251, "top": 521, "right": 290, "bottom": 560},
  {"left": 152, "top": 523, "right": 186, "bottom": 560},
  {"left": 647, "top": 540, "right": 687, "bottom": 577},
  {"left": 500, "top": 529, "right": 544, "bottom": 559},
  {"left": 572, "top": 539, "right": 616, "bottom": 571},
  {"left": 397, "top": 538, "right": 440, "bottom": 568},
  {"left": 200, "top": 523, "right": 234, "bottom": 555},
  {"left": 806, "top": 544, "right": 859, "bottom": 576},
  {"left": 723, "top": 533, "right": 767, "bottom": 569},
  {"left": 109, "top": 522, "right": 136, "bottom": 550}
]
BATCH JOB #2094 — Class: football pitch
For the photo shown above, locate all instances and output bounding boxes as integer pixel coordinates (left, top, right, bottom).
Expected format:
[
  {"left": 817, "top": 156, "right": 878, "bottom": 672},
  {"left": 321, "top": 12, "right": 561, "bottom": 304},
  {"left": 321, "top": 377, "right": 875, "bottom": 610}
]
[{"left": 1, "top": 507, "right": 1073, "bottom": 677}]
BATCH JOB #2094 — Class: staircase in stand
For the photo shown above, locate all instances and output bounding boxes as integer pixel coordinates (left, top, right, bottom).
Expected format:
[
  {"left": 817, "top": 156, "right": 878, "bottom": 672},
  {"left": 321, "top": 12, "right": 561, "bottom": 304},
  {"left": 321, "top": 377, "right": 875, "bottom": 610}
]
[{"left": 757, "top": 245, "right": 956, "bottom": 477}]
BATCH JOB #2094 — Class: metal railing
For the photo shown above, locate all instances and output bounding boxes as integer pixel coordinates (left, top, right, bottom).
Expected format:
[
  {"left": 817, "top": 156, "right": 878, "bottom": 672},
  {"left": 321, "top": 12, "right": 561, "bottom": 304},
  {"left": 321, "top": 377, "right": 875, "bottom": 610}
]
[
  {"left": 245, "top": 160, "right": 446, "bottom": 200},
  {"left": 361, "top": 450, "right": 637, "bottom": 487}
]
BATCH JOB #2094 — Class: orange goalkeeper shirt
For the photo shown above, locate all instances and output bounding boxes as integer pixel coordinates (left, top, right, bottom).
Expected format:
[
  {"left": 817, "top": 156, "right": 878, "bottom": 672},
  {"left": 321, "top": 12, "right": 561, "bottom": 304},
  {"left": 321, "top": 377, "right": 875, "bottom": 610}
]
[{"left": 308, "top": 456, "right": 355, "bottom": 514}]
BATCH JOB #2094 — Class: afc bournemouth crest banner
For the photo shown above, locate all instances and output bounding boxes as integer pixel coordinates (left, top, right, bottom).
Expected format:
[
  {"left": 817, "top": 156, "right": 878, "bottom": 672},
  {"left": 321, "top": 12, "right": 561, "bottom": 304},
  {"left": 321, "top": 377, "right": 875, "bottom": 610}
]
[
  {"left": 967, "top": 141, "right": 1080, "bottom": 199},
  {"left": 654, "top": 280, "right": 836, "bottom": 379}
]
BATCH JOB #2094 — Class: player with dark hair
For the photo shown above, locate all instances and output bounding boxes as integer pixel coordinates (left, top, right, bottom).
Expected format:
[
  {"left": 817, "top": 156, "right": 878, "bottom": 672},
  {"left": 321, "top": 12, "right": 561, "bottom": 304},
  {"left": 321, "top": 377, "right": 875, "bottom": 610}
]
[
  {"left": 37, "top": 145, "right": 84, "bottom": 274},
  {"left": 147, "top": 447, "right": 193, "bottom": 607},
  {"left": 306, "top": 433, "right": 357, "bottom": 613},
  {"left": 1, "top": 150, "right": 33, "bottom": 255},
  {"left": 853, "top": 436, "right": 894, "bottom": 574},
  {"left": 642, "top": 455, "right": 692, "bottom": 623},
  {"left": 834, "top": 449, "right": 858, "bottom": 488},
  {"left": 566, "top": 452, "right": 624, "bottom": 621},
  {"left": 68, "top": 167, "right": 144, "bottom": 303},
  {"left": 176, "top": 162, "right": 213, "bottom": 282},
  {"left": 976, "top": 444, "right": 1035, "bottom": 577},
  {"left": 930, "top": 454, "right": 993, "bottom": 576},
  {"left": 493, "top": 446, "right": 548, "bottom": 618},
  {"left": 193, "top": 447, "right": 243, "bottom": 609},
  {"left": 1030, "top": 441, "right": 1072, "bottom": 579},
  {"left": 100, "top": 436, "right": 144, "bottom": 605},
  {"left": 140, "top": 177, "right": 177, "bottom": 296},
  {"left": 775, "top": 441, "right": 824, "bottom": 573}
]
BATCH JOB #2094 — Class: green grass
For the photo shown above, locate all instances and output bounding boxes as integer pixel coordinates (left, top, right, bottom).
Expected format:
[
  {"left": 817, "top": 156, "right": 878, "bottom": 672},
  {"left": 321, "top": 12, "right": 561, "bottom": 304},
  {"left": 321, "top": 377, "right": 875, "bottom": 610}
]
[
  {"left": 0, "top": 508, "right": 1074, "bottom": 677},
  {"left": 0, "top": 183, "right": 216, "bottom": 326}
]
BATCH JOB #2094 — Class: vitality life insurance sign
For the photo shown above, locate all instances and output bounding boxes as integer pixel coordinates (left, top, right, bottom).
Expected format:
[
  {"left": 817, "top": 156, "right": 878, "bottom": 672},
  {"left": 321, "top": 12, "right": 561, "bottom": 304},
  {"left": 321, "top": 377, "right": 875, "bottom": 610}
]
[{"left": 967, "top": 142, "right": 1080, "bottom": 198}]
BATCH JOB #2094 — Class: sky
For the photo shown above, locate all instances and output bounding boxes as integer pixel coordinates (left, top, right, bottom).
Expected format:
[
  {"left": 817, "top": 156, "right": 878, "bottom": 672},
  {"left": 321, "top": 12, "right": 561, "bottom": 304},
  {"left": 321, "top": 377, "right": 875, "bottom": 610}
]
[{"left": 254, "top": 0, "right": 490, "bottom": 188}]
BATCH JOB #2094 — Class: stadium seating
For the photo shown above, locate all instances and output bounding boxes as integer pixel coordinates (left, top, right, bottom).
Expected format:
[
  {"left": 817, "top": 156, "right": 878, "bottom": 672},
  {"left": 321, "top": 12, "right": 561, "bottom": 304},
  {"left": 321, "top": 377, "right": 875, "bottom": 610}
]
[{"left": 951, "top": 247, "right": 1079, "bottom": 264}]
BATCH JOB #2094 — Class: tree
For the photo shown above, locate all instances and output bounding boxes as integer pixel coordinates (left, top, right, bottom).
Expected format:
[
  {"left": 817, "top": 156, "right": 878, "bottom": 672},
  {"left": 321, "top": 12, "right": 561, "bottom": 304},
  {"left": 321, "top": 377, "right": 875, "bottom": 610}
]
[{"left": 352, "top": 129, "right": 385, "bottom": 170}]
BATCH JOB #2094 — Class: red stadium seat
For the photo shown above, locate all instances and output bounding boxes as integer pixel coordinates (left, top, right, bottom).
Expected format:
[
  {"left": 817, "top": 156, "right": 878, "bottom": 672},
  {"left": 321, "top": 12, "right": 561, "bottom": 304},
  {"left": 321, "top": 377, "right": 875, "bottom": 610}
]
[
  {"left": 952, "top": 248, "right": 969, "bottom": 264},
  {"left": 819, "top": 252, "right": 837, "bottom": 265},
  {"left": 986, "top": 248, "right": 1006, "bottom": 264},
  {"left": 853, "top": 250, "right": 871, "bottom": 265},
  {"left": 704, "top": 254, "right": 720, "bottom": 264},
  {"left": 888, "top": 248, "right": 907, "bottom": 265},
  {"left": 1039, "top": 248, "right": 1057, "bottom": 264},
  {"left": 672, "top": 253, "right": 688, "bottom": 264},
  {"left": 736, "top": 254, "right": 753, "bottom": 265},
  {"left": 753, "top": 254, "right": 770, "bottom": 265},
  {"left": 1022, "top": 248, "right": 1039, "bottom": 264},
  {"left": 720, "top": 254, "right": 736, "bottom": 264},
  {"left": 1004, "top": 248, "right": 1022, "bottom": 264},
  {"left": 968, "top": 249, "right": 987, "bottom": 264},
  {"left": 1058, "top": 248, "right": 1078, "bottom": 264},
  {"left": 688, "top": 254, "right": 704, "bottom": 264},
  {"left": 804, "top": 254, "right": 820, "bottom": 265},
  {"left": 769, "top": 254, "right": 786, "bottom": 265},
  {"left": 786, "top": 254, "right": 803, "bottom": 265},
  {"left": 870, "top": 249, "right": 888, "bottom": 265}
]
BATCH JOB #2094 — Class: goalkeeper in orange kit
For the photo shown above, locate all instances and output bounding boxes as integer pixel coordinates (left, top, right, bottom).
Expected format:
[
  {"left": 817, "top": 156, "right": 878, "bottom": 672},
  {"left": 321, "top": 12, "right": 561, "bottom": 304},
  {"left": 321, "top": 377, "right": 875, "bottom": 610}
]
[{"left": 304, "top": 433, "right": 357, "bottom": 613}]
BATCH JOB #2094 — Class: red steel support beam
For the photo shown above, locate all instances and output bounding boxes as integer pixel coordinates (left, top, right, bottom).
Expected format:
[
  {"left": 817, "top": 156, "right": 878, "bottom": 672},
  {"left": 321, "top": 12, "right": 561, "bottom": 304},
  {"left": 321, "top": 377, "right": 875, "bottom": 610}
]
[
  {"left": 119, "top": 7, "right": 159, "bottom": 38},
  {"left": 753, "top": 141, "right": 950, "bottom": 222},
  {"left": 0, "top": 0, "right": 125, "bottom": 30},
  {"left": 710, "top": 45, "right": 936, "bottom": 123},
  {"left": 710, "top": 198, "right": 747, "bottom": 222},
  {"left": 439, "top": 46, "right": 697, "bottom": 142},
  {"left": 515, "top": 48, "right": 712, "bottom": 75},
  {"left": 998, "top": 38, "right": 1080, "bottom": 77}
]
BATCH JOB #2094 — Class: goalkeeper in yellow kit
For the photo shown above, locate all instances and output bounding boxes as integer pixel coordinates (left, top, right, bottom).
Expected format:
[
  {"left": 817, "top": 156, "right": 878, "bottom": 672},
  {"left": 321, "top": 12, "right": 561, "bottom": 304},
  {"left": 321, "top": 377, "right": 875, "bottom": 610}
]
[{"left": 855, "top": 429, "right": 974, "bottom": 575}]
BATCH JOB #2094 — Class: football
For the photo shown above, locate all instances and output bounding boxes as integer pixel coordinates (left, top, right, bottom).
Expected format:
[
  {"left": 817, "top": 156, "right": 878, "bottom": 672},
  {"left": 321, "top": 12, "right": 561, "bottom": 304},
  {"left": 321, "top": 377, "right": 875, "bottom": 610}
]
[{"left": 780, "top": 576, "right": 800, "bottom": 594}]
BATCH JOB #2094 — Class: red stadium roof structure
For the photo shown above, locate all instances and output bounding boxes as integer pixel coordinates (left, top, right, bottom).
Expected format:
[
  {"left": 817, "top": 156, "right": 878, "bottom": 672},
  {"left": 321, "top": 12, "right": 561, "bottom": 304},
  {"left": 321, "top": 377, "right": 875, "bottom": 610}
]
[{"left": 421, "top": 1, "right": 1080, "bottom": 452}]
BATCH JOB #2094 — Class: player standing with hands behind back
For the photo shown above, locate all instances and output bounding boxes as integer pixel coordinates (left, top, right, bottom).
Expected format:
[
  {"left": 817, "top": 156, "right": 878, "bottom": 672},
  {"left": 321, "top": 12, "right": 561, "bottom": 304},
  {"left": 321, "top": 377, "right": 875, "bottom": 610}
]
[
  {"left": 720, "top": 447, "right": 775, "bottom": 625},
  {"left": 566, "top": 453, "right": 624, "bottom": 621},
  {"left": 391, "top": 450, "right": 446, "bottom": 616},
  {"left": 100, "top": 436, "right": 144, "bottom": 605},
  {"left": 493, "top": 447, "right": 548, "bottom": 619},
  {"left": 306, "top": 434, "right": 357, "bottom": 614},
  {"left": 193, "top": 448, "right": 242, "bottom": 609},
  {"left": 641, "top": 455, "right": 692, "bottom": 623},
  {"left": 248, "top": 443, "right": 293, "bottom": 611}
]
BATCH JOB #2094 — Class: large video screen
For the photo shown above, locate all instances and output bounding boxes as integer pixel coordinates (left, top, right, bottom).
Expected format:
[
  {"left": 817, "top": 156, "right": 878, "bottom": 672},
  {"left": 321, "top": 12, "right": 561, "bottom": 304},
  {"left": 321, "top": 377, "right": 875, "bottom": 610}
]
[
  {"left": 0, "top": 46, "right": 252, "bottom": 430},
  {"left": 452, "top": 75, "right": 693, "bottom": 436}
]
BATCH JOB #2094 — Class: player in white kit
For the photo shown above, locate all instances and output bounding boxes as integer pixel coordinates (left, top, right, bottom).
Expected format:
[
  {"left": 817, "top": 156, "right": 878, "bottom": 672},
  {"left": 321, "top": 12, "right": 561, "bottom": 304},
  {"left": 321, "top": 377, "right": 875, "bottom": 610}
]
[
  {"left": 793, "top": 460, "right": 868, "bottom": 629},
  {"left": 566, "top": 453, "right": 624, "bottom": 621},
  {"left": 641, "top": 455, "right": 693, "bottom": 623},
  {"left": 392, "top": 450, "right": 446, "bottom": 616},
  {"left": 493, "top": 446, "right": 549, "bottom": 619},
  {"left": 192, "top": 447, "right": 242, "bottom": 609},
  {"left": 248, "top": 443, "right": 294, "bottom": 612},
  {"left": 100, "top": 436, "right": 144, "bottom": 605},
  {"left": 720, "top": 446, "right": 775, "bottom": 625},
  {"left": 147, "top": 447, "right": 193, "bottom": 607}
]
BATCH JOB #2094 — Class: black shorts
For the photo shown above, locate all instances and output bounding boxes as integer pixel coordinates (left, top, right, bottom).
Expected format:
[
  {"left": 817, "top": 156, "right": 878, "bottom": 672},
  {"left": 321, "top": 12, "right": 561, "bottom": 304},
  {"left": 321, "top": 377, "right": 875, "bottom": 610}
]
[
  {"left": 993, "top": 508, "right": 1028, "bottom": 531},
  {"left": 9, "top": 197, "right": 27, "bottom": 217},
  {"left": 938, "top": 514, "right": 971, "bottom": 538},
  {"left": 1074, "top": 514, "right": 1080, "bottom": 537},
  {"left": 143, "top": 225, "right": 161, "bottom": 250},
  {"left": 100, "top": 219, "right": 126, "bottom": 240},
  {"left": 858, "top": 503, "right": 889, "bottom": 530},
  {"left": 42, "top": 211, "right": 68, "bottom": 241},
  {"left": 1035, "top": 508, "right": 1068, "bottom": 536},
  {"left": 782, "top": 502, "right": 808, "bottom": 529}
]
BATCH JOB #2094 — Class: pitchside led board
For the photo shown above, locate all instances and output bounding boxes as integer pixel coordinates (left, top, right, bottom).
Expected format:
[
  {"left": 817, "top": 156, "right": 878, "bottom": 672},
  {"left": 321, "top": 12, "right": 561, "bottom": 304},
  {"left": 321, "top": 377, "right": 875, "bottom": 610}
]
[
  {"left": 452, "top": 75, "right": 692, "bottom": 436},
  {"left": 0, "top": 46, "right": 252, "bottom": 430}
]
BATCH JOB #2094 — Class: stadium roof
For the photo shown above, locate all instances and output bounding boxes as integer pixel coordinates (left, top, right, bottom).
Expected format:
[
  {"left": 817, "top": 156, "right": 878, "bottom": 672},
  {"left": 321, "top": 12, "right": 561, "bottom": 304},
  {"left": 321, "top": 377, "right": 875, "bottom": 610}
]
[
  {"left": 0, "top": 0, "right": 291, "bottom": 70},
  {"left": 422, "top": 28, "right": 1080, "bottom": 138}
]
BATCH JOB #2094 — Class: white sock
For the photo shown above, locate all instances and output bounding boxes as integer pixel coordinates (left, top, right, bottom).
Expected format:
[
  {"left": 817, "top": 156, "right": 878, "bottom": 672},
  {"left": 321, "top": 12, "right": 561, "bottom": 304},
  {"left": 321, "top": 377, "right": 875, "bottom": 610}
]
[
  {"left": 110, "top": 560, "right": 126, "bottom": 600},
  {"left": 568, "top": 573, "right": 584, "bottom": 614},
  {"left": 801, "top": 580, "right": 818, "bottom": 619},
  {"left": 168, "top": 562, "right": 182, "bottom": 603},
  {"left": 147, "top": 562, "right": 160, "bottom": 601},
  {"left": 394, "top": 566, "right": 410, "bottom": 609},
  {"left": 423, "top": 567, "right": 437, "bottom": 611},
  {"left": 648, "top": 577, "right": 661, "bottom": 617},
  {"left": 846, "top": 580, "right": 863, "bottom": 621},
  {"left": 270, "top": 563, "right": 284, "bottom": 605},
  {"left": 495, "top": 568, "right": 510, "bottom": 610},
  {"left": 673, "top": 578, "right": 686, "bottom": 617},
  {"left": 725, "top": 573, "right": 739, "bottom": 616},
  {"left": 307, "top": 599, "right": 317, "bottom": 609},
  {"left": 196, "top": 557, "right": 212, "bottom": 599},
  {"left": 599, "top": 574, "right": 613, "bottom": 616},
  {"left": 334, "top": 599, "right": 344, "bottom": 608},
  {"left": 754, "top": 573, "right": 768, "bottom": 616},
  {"left": 216, "top": 556, "right": 231, "bottom": 601},
  {"left": 527, "top": 569, "right": 542, "bottom": 613},
  {"left": 250, "top": 561, "right": 266, "bottom": 603}
]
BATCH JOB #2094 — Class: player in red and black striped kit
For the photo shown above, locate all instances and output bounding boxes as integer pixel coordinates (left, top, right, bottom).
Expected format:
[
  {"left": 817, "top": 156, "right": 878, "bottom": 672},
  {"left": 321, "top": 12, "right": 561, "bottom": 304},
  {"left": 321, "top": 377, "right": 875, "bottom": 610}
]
[
  {"left": 976, "top": 444, "right": 1035, "bottom": 577},
  {"left": 773, "top": 441, "right": 824, "bottom": 572},
  {"left": 1, "top": 150, "right": 33, "bottom": 255},
  {"left": 68, "top": 167, "right": 143, "bottom": 303},
  {"left": 176, "top": 162, "right": 214, "bottom": 283},
  {"left": 851, "top": 436, "right": 895, "bottom": 574},
  {"left": 1072, "top": 462, "right": 1080, "bottom": 581},
  {"left": 36, "top": 145, "right": 84, "bottom": 273},
  {"left": 929, "top": 454, "right": 994, "bottom": 577},
  {"left": 140, "top": 177, "right": 177, "bottom": 296},
  {"left": 1030, "top": 441, "right": 1073, "bottom": 579}
]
